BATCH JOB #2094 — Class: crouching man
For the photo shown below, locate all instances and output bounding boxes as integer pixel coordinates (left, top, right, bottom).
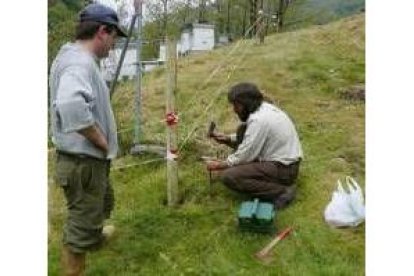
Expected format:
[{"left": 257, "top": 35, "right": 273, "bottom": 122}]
[{"left": 206, "top": 82, "right": 303, "bottom": 209}]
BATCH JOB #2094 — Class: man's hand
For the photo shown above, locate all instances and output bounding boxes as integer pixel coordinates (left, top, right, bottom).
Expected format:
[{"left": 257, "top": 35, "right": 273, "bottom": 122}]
[
  {"left": 206, "top": 160, "right": 228, "bottom": 171},
  {"left": 210, "top": 132, "right": 231, "bottom": 145},
  {"left": 78, "top": 124, "right": 109, "bottom": 156}
]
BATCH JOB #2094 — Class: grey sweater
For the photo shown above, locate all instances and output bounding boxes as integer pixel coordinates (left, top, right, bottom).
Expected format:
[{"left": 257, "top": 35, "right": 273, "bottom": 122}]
[
  {"left": 49, "top": 43, "right": 118, "bottom": 160},
  {"left": 227, "top": 102, "right": 303, "bottom": 166}
]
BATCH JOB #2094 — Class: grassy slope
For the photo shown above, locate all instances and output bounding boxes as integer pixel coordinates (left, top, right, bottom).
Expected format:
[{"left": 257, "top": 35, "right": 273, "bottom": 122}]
[{"left": 48, "top": 13, "right": 365, "bottom": 275}]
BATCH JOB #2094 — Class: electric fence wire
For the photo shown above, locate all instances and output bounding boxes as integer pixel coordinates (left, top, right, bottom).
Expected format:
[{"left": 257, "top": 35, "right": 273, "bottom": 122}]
[
  {"left": 115, "top": 16, "right": 263, "bottom": 139},
  {"left": 115, "top": 18, "right": 258, "bottom": 132},
  {"left": 176, "top": 16, "right": 266, "bottom": 152},
  {"left": 176, "top": 13, "right": 365, "bottom": 155},
  {"left": 111, "top": 157, "right": 165, "bottom": 170},
  {"left": 177, "top": 16, "right": 265, "bottom": 120},
  {"left": 178, "top": 39, "right": 252, "bottom": 153},
  {"left": 113, "top": 16, "right": 263, "bottom": 168}
]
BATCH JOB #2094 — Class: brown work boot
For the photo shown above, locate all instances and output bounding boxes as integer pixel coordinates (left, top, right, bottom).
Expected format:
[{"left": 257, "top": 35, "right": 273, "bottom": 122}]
[
  {"left": 274, "top": 185, "right": 297, "bottom": 209},
  {"left": 61, "top": 245, "right": 85, "bottom": 276}
]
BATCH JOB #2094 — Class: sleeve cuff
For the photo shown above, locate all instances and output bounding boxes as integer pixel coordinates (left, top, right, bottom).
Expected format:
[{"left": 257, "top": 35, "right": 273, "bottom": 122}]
[
  {"left": 56, "top": 99, "right": 95, "bottom": 133},
  {"left": 226, "top": 157, "right": 235, "bottom": 167}
]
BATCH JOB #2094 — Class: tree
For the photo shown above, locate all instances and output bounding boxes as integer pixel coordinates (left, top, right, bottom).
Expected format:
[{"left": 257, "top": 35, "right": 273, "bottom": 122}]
[
  {"left": 199, "top": 0, "right": 206, "bottom": 22},
  {"left": 117, "top": 0, "right": 135, "bottom": 28},
  {"left": 146, "top": 0, "right": 171, "bottom": 40},
  {"left": 183, "top": 0, "right": 193, "bottom": 24}
]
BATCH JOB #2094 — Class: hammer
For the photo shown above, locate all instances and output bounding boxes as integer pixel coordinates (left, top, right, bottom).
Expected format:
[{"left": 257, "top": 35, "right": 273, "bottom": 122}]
[
  {"left": 207, "top": 121, "right": 217, "bottom": 138},
  {"left": 255, "top": 227, "right": 293, "bottom": 261}
]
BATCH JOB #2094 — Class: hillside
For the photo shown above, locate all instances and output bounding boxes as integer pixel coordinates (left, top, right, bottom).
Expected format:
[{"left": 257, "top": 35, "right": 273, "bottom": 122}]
[
  {"left": 48, "top": 13, "right": 365, "bottom": 275},
  {"left": 288, "top": 0, "right": 365, "bottom": 26}
]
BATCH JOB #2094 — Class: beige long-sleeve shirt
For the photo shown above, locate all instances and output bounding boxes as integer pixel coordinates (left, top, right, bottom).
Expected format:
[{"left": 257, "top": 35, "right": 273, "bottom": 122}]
[{"left": 226, "top": 102, "right": 303, "bottom": 166}]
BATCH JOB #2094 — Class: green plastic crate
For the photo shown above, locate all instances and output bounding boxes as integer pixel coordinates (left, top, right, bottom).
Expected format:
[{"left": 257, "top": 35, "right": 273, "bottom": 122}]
[{"left": 238, "top": 198, "right": 276, "bottom": 234}]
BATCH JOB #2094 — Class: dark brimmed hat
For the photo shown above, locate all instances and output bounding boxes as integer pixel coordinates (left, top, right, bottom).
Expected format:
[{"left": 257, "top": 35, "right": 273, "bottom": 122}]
[{"left": 79, "top": 3, "right": 127, "bottom": 37}]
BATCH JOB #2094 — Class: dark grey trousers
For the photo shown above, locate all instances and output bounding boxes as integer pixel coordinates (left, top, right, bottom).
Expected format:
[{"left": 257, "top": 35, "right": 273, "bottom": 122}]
[{"left": 221, "top": 161, "right": 300, "bottom": 202}]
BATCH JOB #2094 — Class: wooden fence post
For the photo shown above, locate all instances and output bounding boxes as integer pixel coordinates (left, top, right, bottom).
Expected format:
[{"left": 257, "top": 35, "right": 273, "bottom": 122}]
[{"left": 166, "top": 38, "right": 179, "bottom": 207}]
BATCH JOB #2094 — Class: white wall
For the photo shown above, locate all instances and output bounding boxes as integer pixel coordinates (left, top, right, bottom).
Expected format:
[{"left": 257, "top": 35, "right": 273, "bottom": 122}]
[
  {"left": 101, "top": 49, "right": 118, "bottom": 82},
  {"left": 120, "top": 48, "right": 137, "bottom": 78},
  {"left": 101, "top": 48, "right": 137, "bottom": 81},
  {"left": 176, "top": 42, "right": 182, "bottom": 56},
  {"left": 160, "top": 42, "right": 183, "bottom": 59},
  {"left": 191, "top": 25, "right": 215, "bottom": 51},
  {"left": 180, "top": 31, "right": 191, "bottom": 54},
  {"left": 159, "top": 44, "right": 167, "bottom": 61}
]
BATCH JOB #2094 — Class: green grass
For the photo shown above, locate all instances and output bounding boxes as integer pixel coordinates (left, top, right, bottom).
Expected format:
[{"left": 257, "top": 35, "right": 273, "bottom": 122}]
[{"left": 48, "top": 14, "right": 365, "bottom": 275}]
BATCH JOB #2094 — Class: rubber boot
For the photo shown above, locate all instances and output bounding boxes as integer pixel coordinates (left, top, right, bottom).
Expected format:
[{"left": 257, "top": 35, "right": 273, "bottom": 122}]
[{"left": 61, "top": 245, "right": 85, "bottom": 276}]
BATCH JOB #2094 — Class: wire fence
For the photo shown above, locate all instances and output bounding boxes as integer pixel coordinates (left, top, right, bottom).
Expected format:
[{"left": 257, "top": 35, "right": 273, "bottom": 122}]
[
  {"left": 111, "top": 16, "right": 266, "bottom": 164},
  {"left": 50, "top": 11, "right": 364, "bottom": 171}
]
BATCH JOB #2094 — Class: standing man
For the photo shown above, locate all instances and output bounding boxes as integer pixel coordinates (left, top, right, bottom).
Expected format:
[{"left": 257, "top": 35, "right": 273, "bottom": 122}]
[
  {"left": 49, "top": 3, "right": 127, "bottom": 275},
  {"left": 206, "top": 82, "right": 303, "bottom": 209}
]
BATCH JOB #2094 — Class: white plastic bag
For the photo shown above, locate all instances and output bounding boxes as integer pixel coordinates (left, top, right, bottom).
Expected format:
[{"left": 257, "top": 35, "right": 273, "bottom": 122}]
[{"left": 324, "top": 176, "right": 365, "bottom": 228}]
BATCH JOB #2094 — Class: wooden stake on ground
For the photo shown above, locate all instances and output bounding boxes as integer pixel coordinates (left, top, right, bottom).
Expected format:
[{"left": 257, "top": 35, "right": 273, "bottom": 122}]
[
  {"left": 255, "top": 227, "right": 293, "bottom": 261},
  {"left": 166, "top": 38, "right": 179, "bottom": 207}
]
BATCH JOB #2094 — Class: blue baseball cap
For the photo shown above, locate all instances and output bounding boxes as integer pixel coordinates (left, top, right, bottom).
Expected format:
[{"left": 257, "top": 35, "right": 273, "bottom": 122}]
[{"left": 79, "top": 3, "right": 127, "bottom": 37}]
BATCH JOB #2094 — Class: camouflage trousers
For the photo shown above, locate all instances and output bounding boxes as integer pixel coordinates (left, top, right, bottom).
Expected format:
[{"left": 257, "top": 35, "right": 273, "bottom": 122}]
[{"left": 55, "top": 152, "right": 114, "bottom": 253}]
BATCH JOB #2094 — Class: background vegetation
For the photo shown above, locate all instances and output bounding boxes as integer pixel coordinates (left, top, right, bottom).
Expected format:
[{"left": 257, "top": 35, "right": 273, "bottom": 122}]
[{"left": 48, "top": 0, "right": 365, "bottom": 63}]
